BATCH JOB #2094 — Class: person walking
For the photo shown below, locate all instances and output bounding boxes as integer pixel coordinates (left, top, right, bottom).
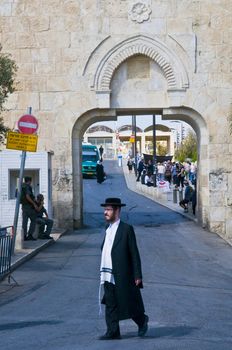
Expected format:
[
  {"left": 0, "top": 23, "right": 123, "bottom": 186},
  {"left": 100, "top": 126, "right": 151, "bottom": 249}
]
[
  {"left": 96, "top": 160, "right": 105, "bottom": 184},
  {"left": 99, "top": 145, "right": 104, "bottom": 161},
  {"left": 127, "top": 157, "right": 133, "bottom": 173},
  {"left": 136, "top": 158, "right": 145, "bottom": 182},
  {"left": 157, "top": 162, "right": 165, "bottom": 181},
  {"left": 177, "top": 166, "right": 186, "bottom": 189},
  {"left": 21, "top": 176, "right": 38, "bottom": 241},
  {"left": 99, "top": 197, "right": 149, "bottom": 340}
]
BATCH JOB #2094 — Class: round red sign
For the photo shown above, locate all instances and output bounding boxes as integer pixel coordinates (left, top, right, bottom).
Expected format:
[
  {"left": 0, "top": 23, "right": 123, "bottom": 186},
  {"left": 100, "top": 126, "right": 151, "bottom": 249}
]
[{"left": 18, "top": 114, "right": 38, "bottom": 134}]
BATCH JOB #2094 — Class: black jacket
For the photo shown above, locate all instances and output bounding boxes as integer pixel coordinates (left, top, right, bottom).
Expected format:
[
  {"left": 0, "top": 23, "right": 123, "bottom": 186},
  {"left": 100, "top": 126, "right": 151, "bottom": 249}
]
[{"left": 101, "top": 221, "right": 145, "bottom": 320}]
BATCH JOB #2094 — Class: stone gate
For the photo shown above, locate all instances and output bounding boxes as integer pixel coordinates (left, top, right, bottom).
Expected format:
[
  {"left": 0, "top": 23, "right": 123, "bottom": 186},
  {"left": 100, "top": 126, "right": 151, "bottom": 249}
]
[{"left": 1, "top": 1, "right": 232, "bottom": 240}]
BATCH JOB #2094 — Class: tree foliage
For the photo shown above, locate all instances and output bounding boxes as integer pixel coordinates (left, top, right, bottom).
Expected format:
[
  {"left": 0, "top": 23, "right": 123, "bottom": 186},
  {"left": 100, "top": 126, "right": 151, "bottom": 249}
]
[
  {"left": 157, "top": 142, "right": 168, "bottom": 156},
  {"left": 0, "top": 46, "right": 17, "bottom": 143},
  {"left": 174, "top": 130, "right": 197, "bottom": 162}
]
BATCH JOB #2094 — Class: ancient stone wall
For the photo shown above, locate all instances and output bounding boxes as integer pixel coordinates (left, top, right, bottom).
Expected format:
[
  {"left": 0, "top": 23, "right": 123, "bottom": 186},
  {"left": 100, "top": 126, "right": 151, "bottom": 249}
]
[{"left": 0, "top": 1, "right": 231, "bottom": 238}]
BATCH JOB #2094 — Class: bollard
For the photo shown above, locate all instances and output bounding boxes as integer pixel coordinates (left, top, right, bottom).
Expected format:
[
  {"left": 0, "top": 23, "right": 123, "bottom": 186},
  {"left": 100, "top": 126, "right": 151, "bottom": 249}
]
[
  {"left": 178, "top": 189, "right": 183, "bottom": 202},
  {"left": 173, "top": 188, "right": 177, "bottom": 203},
  {"left": 118, "top": 155, "right": 122, "bottom": 167}
]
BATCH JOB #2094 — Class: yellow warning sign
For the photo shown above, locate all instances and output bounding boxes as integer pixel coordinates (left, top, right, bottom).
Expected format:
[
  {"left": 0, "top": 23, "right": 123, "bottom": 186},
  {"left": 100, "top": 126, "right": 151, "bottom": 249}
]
[
  {"left": 6, "top": 131, "right": 38, "bottom": 152},
  {"left": 129, "top": 135, "right": 135, "bottom": 143}
]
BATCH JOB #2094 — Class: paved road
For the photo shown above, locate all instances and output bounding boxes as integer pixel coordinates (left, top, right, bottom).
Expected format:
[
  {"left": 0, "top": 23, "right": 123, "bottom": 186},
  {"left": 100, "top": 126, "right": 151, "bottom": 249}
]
[
  {"left": 1, "top": 161, "right": 232, "bottom": 350},
  {"left": 83, "top": 160, "right": 187, "bottom": 228}
]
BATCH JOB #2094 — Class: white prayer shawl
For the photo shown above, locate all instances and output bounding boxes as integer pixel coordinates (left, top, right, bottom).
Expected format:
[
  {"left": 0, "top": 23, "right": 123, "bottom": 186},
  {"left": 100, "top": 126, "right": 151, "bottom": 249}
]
[{"left": 100, "top": 219, "right": 120, "bottom": 285}]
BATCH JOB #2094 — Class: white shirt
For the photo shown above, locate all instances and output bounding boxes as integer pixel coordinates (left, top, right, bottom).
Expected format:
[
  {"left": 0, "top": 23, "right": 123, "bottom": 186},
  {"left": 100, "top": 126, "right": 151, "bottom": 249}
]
[
  {"left": 100, "top": 219, "right": 120, "bottom": 285},
  {"left": 157, "top": 164, "right": 165, "bottom": 174}
]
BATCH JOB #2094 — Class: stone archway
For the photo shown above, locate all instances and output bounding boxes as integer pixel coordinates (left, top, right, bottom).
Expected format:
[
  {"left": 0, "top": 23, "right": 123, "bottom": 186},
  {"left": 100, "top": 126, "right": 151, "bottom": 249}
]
[
  {"left": 72, "top": 34, "right": 209, "bottom": 230},
  {"left": 72, "top": 106, "right": 208, "bottom": 229}
]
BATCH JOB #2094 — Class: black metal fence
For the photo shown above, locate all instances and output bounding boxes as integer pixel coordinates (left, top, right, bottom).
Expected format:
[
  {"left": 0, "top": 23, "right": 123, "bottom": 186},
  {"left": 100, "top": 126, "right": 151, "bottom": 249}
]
[{"left": 0, "top": 226, "right": 14, "bottom": 279}]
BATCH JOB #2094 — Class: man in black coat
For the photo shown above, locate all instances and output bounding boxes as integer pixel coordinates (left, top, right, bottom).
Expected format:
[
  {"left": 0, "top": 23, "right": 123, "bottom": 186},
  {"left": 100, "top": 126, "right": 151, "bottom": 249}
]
[
  {"left": 99, "top": 197, "right": 148, "bottom": 340},
  {"left": 136, "top": 158, "right": 145, "bottom": 182},
  {"left": 96, "top": 160, "right": 105, "bottom": 184}
]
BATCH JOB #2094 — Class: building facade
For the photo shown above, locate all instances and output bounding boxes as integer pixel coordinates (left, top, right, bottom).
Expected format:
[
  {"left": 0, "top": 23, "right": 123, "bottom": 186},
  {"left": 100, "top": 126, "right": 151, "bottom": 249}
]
[
  {"left": 84, "top": 123, "right": 175, "bottom": 158},
  {"left": 1, "top": 1, "right": 232, "bottom": 240}
]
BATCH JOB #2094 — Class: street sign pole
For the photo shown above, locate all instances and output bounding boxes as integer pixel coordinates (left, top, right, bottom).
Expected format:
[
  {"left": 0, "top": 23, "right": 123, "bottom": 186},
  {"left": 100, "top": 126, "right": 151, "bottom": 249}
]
[
  {"left": 132, "top": 115, "right": 137, "bottom": 176},
  {"left": 153, "top": 114, "right": 157, "bottom": 188},
  {"left": 12, "top": 107, "right": 32, "bottom": 254}
]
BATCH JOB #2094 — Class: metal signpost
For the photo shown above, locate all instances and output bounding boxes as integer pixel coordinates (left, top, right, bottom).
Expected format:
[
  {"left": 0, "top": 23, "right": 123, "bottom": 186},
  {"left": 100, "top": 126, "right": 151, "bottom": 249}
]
[
  {"left": 131, "top": 115, "right": 137, "bottom": 175},
  {"left": 153, "top": 114, "right": 157, "bottom": 187},
  {"left": 6, "top": 107, "right": 38, "bottom": 253}
]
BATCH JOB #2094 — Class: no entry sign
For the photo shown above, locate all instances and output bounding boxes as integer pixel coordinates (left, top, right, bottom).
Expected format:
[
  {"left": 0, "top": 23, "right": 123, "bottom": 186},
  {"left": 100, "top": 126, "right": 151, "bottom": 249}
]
[{"left": 18, "top": 114, "right": 38, "bottom": 134}]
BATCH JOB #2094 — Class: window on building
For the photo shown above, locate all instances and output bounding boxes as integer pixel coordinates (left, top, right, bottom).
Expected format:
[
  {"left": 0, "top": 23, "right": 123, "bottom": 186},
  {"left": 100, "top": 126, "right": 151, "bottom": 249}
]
[{"left": 9, "top": 169, "right": 40, "bottom": 200}]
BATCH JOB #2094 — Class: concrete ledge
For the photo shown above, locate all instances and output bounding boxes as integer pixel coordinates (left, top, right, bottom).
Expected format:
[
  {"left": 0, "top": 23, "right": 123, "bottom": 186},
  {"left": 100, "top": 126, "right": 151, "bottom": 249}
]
[{"left": 136, "top": 181, "right": 169, "bottom": 202}]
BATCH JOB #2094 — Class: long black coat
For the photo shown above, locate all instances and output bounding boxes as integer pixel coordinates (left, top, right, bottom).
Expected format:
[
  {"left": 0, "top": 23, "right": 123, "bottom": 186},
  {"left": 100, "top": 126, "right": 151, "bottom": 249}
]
[
  {"left": 101, "top": 221, "right": 145, "bottom": 320},
  {"left": 96, "top": 163, "right": 105, "bottom": 183}
]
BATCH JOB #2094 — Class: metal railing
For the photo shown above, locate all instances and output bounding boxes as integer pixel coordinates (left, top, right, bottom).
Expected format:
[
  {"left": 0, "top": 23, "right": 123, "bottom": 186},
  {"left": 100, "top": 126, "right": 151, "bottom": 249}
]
[{"left": 0, "top": 226, "right": 14, "bottom": 280}]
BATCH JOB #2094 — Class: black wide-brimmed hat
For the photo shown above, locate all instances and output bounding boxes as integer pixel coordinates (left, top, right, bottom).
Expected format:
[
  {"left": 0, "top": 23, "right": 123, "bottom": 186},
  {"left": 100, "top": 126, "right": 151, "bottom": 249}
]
[{"left": 100, "top": 197, "right": 126, "bottom": 207}]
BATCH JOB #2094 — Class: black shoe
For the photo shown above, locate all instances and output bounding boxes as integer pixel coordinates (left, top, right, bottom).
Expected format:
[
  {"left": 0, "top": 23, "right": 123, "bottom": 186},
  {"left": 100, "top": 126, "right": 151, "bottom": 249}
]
[
  {"left": 138, "top": 315, "right": 149, "bottom": 337},
  {"left": 25, "top": 235, "right": 36, "bottom": 241},
  {"left": 98, "top": 333, "right": 121, "bottom": 340}
]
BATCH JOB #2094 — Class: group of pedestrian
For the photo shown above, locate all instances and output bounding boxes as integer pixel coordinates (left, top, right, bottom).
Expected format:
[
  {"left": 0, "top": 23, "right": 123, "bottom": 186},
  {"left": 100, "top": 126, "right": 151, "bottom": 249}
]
[
  {"left": 126, "top": 155, "right": 197, "bottom": 215},
  {"left": 136, "top": 158, "right": 154, "bottom": 183},
  {"left": 157, "top": 160, "right": 197, "bottom": 186},
  {"left": 157, "top": 160, "right": 197, "bottom": 215},
  {"left": 21, "top": 176, "right": 53, "bottom": 241}
]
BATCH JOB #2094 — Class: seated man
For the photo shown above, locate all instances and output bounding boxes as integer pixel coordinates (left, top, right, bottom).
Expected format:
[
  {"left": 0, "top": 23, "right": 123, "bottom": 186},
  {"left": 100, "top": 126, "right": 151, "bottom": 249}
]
[
  {"left": 179, "top": 180, "right": 193, "bottom": 213},
  {"left": 35, "top": 194, "right": 53, "bottom": 239},
  {"left": 144, "top": 172, "right": 154, "bottom": 187}
]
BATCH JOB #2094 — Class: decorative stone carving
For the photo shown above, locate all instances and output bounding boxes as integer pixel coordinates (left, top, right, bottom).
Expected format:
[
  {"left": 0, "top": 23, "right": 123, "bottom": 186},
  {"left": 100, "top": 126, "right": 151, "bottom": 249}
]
[
  {"left": 128, "top": 2, "right": 152, "bottom": 23},
  {"left": 92, "top": 35, "right": 189, "bottom": 92}
]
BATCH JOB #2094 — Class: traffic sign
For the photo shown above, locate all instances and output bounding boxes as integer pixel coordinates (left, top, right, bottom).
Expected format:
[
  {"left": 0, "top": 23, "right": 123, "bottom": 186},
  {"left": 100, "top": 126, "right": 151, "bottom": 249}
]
[
  {"left": 18, "top": 114, "right": 38, "bottom": 134},
  {"left": 130, "top": 135, "right": 135, "bottom": 143},
  {"left": 6, "top": 131, "right": 38, "bottom": 152}
]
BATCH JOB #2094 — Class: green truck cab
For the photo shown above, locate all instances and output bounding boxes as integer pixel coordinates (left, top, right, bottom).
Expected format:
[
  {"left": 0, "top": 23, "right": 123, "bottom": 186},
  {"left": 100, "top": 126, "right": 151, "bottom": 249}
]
[{"left": 82, "top": 143, "right": 100, "bottom": 176}]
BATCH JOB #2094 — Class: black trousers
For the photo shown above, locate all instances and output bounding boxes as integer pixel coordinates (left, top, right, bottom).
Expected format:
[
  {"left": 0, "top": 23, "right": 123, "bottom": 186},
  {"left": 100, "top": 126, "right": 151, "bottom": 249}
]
[
  {"left": 22, "top": 206, "right": 37, "bottom": 239},
  {"left": 104, "top": 282, "right": 146, "bottom": 335}
]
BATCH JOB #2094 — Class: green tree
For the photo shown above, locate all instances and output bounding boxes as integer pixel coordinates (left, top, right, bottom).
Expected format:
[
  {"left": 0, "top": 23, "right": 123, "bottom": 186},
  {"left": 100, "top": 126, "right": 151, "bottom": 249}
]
[
  {"left": 175, "top": 130, "right": 197, "bottom": 162},
  {"left": 0, "top": 46, "right": 17, "bottom": 143},
  {"left": 157, "top": 142, "right": 167, "bottom": 156}
]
